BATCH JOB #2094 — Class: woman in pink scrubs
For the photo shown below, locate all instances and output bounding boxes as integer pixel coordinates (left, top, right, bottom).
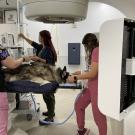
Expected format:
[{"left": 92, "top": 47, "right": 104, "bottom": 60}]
[
  {"left": 0, "top": 47, "right": 30, "bottom": 135},
  {"left": 67, "top": 33, "right": 107, "bottom": 135}
]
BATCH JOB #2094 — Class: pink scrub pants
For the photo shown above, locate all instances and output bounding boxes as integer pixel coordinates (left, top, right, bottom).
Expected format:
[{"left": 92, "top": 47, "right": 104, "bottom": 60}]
[
  {"left": 0, "top": 93, "right": 8, "bottom": 135},
  {"left": 75, "top": 88, "right": 107, "bottom": 135}
]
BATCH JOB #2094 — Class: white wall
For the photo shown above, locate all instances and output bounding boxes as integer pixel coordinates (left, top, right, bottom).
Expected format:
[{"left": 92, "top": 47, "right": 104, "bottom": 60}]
[{"left": 23, "top": 2, "right": 125, "bottom": 72}]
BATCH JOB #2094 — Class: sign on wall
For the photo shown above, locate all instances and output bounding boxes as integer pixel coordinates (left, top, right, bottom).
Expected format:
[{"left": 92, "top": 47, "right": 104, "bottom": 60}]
[
  {"left": 4, "top": 10, "right": 17, "bottom": 24},
  {"left": 68, "top": 43, "right": 80, "bottom": 65}
]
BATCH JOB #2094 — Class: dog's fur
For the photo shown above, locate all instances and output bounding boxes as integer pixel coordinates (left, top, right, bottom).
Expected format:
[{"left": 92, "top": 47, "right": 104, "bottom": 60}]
[{"left": 4, "top": 62, "right": 69, "bottom": 85}]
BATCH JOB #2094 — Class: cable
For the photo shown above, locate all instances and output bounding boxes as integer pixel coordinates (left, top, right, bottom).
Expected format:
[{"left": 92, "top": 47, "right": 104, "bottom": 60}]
[
  {"left": 39, "top": 90, "right": 82, "bottom": 125},
  {"left": 31, "top": 93, "right": 37, "bottom": 112}
]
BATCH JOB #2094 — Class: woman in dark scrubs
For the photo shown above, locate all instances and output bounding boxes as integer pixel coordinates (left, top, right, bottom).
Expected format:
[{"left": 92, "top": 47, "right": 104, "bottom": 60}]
[{"left": 19, "top": 30, "right": 57, "bottom": 125}]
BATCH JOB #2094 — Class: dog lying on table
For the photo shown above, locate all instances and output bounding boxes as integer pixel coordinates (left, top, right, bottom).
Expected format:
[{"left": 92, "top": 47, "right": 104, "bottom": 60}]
[
  {"left": 4, "top": 61, "right": 69, "bottom": 86},
  {"left": 3, "top": 61, "right": 70, "bottom": 111}
]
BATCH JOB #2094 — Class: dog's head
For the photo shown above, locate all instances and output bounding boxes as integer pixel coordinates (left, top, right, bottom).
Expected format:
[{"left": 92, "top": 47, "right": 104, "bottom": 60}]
[{"left": 59, "top": 66, "right": 69, "bottom": 83}]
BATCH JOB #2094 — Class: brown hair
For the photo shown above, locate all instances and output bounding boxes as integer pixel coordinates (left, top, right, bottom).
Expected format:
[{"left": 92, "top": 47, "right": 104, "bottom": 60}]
[
  {"left": 82, "top": 33, "right": 99, "bottom": 64},
  {"left": 39, "top": 30, "right": 57, "bottom": 63}
]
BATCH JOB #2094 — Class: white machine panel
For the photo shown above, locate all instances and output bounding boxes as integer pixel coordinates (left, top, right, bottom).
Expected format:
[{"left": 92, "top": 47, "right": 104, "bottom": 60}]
[{"left": 98, "top": 18, "right": 135, "bottom": 121}]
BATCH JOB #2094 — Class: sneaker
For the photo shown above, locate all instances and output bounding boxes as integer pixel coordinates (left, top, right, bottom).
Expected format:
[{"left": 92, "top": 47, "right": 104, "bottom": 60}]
[
  {"left": 39, "top": 117, "right": 54, "bottom": 126},
  {"left": 42, "top": 112, "right": 55, "bottom": 117},
  {"left": 77, "top": 128, "right": 90, "bottom": 135}
]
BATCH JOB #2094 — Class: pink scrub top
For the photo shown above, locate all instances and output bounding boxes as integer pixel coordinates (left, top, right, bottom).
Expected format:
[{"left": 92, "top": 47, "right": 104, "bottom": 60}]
[{"left": 88, "top": 47, "right": 99, "bottom": 91}]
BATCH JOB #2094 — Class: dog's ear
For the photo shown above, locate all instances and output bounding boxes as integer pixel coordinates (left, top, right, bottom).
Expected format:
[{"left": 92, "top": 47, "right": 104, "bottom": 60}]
[{"left": 63, "top": 66, "right": 67, "bottom": 72}]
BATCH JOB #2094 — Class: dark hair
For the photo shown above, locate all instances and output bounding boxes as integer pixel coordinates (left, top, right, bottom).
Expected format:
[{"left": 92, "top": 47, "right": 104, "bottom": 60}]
[
  {"left": 82, "top": 33, "right": 99, "bottom": 64},
  {"left": 82, "top": 33, "right": 98, "bottom": 50},
  {"left": 39, "top": 30, "right": 57, "bottom": 63}
]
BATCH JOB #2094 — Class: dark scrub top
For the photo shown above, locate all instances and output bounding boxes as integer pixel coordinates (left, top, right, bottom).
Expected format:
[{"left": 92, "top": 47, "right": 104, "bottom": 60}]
[
  {"left": 32, "top": 42, "right": 55, "bottom": 65},
  {"left": 0, "top": 48, "right": 9, "bottom": 90}
]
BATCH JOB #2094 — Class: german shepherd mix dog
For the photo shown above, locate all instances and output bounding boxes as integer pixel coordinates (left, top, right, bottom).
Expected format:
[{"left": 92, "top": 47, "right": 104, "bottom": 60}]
[{"left": 4, "top": 62, "right": 69, "bottom": 85}]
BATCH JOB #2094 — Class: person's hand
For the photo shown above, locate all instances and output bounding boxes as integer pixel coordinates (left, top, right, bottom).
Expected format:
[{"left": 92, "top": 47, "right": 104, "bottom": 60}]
[
  {"left": 23, "top": 56, "right": 31, "bottom": 62},
  {"left": 67, "top": 75, "right": 75, "bottom": 83},
  {"left": 30, "top": 56, "right": 40, "bottom": 61},
  {"left": 72, "top": 70, "right": 81, "bottom": 75},
  {"left": 18, "top": 33, "right": 25, "bottom": 39}
]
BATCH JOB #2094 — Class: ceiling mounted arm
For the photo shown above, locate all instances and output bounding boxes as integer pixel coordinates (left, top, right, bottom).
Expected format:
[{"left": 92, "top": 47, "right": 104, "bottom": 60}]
[{"left": 21, "top": 0, "right": 89, "bottom": 24}]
